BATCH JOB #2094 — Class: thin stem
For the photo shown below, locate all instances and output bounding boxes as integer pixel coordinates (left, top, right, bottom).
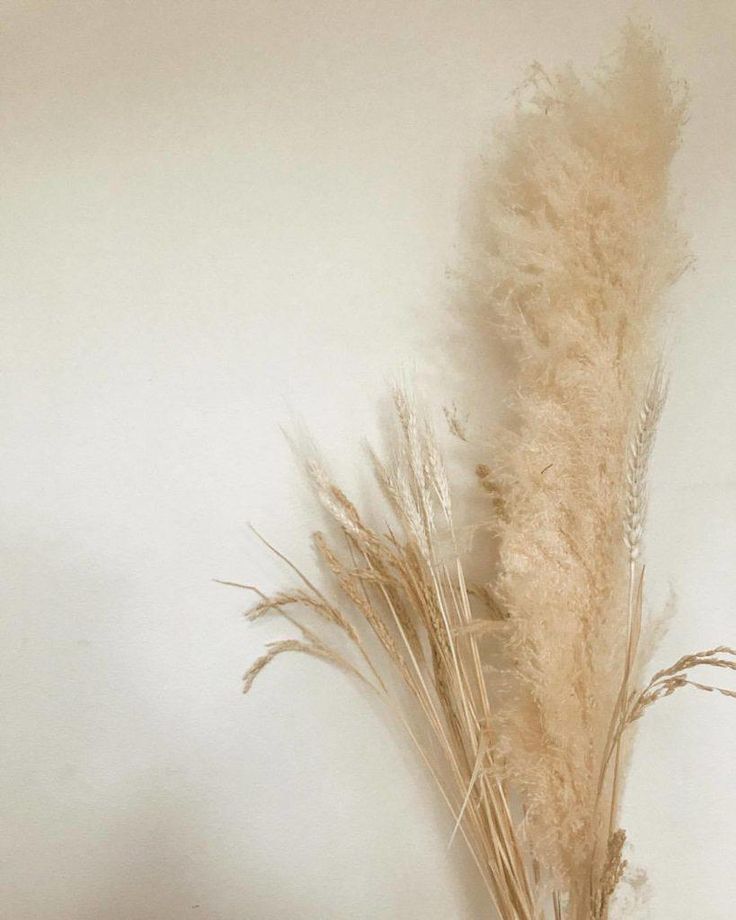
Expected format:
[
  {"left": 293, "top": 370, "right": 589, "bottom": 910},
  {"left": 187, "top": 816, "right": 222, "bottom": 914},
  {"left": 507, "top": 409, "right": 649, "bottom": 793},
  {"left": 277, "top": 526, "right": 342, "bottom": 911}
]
[{"left": 608, "top": 559, "right": 638, "bottom": 837}]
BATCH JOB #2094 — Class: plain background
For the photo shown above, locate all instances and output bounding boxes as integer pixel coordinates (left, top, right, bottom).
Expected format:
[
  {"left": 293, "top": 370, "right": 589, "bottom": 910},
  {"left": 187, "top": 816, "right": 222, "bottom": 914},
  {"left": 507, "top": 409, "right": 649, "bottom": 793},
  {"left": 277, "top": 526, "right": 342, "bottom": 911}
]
[{"left": 2, "top": 2, "right": 735, "bottom": 918}]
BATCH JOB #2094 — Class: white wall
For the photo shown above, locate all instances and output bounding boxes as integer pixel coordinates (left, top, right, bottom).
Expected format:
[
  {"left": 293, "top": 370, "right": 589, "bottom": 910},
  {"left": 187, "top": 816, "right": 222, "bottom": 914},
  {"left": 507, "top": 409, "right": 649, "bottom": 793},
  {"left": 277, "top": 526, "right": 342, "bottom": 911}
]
[{"left": 2, "top": 2, "right": 735, "bottom": 918}]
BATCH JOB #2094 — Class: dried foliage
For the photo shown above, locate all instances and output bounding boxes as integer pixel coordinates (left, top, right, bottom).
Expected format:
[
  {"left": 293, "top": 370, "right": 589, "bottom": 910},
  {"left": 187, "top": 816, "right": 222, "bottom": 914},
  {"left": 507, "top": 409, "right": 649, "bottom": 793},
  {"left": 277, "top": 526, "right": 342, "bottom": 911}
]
[{"left": 234, "top": 23, "right": 734, "bottom": 920}]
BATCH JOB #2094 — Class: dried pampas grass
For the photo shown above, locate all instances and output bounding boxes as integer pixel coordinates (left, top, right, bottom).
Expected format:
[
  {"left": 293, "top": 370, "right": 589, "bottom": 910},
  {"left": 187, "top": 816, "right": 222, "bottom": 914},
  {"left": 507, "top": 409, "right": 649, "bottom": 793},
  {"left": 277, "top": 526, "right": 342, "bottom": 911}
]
[{"left": 231, "top": 22, "right": 734, "bottom": 920}]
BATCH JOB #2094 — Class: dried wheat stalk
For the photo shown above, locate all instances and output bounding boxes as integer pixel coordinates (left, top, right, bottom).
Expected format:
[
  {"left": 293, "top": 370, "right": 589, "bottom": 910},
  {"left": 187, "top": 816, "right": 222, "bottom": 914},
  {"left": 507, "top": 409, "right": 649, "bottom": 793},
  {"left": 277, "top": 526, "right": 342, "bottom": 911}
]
[{"left": 233, "top": 22, "right": 734, "bottom": 920}]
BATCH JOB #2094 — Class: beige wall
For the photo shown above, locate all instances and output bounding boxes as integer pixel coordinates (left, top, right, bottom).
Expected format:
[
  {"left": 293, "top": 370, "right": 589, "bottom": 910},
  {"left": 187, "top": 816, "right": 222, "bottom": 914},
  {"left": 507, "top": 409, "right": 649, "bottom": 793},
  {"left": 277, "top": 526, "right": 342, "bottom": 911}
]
[{"left": 3, "top": 2, "right": 735, "bottom": 918}]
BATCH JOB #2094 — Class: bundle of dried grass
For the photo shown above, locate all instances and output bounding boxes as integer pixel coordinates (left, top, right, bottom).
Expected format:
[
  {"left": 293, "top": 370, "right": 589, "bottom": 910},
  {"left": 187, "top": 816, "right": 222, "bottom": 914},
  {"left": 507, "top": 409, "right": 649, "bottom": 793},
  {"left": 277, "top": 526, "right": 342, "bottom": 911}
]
[{"left": 232, "top": 22, "right": 734, "bottom": 920}]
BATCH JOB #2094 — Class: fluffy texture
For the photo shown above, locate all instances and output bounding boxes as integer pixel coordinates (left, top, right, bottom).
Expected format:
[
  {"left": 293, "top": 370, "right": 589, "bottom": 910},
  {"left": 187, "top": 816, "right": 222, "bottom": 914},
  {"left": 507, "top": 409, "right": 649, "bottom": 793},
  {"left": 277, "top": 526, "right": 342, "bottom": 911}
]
[{"left": 466, "top": 23, "right": 689, "bottom": 902}]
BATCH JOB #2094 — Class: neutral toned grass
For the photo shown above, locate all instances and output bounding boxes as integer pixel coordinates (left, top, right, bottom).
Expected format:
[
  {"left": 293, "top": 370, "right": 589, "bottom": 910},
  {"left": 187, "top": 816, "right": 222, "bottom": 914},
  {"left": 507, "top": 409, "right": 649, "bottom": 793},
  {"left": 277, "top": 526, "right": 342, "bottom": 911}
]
[{"left": 234, "top": 22, "right": 735, "bottom": 920}]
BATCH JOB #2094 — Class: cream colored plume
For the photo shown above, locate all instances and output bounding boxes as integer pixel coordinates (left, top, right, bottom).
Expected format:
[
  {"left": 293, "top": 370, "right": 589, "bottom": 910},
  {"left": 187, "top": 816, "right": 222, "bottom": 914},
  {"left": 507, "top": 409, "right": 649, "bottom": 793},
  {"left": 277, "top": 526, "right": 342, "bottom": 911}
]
[{"left": 469, "top": 22, "right": 689, "bottom": 900}]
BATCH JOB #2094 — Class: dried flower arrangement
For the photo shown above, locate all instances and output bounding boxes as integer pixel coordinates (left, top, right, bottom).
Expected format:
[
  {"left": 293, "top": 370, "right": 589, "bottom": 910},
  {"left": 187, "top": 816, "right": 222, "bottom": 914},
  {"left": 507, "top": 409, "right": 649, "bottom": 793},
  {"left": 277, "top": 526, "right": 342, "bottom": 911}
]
[{"left": 230, "top": 22, "right": 735, "bottom": 920}]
